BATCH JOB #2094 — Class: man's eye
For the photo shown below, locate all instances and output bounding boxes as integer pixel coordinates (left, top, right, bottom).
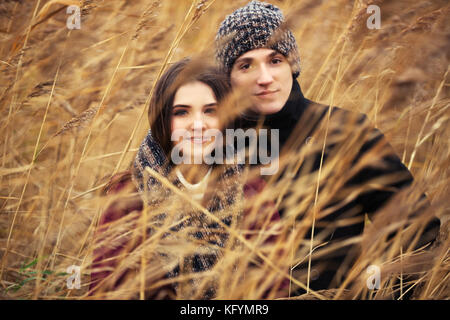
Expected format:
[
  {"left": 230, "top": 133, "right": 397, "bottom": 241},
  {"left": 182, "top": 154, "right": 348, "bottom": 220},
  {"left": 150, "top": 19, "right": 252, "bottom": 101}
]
[
  {"left": 272, "top": 58, "right": 282, "bottom": 64},
  {"left": 239, "top": 63, "right": 250, "bottom": 70}
]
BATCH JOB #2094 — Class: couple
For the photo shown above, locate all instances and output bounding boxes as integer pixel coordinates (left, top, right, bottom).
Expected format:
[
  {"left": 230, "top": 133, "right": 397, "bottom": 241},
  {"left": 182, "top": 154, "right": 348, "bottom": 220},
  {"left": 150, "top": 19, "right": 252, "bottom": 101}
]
[
  {"left": 89, "top": 1, "right": 440, "bottom": 299},
  {"left": 89, "top": 57, "right": 285, "bottom": 299}
]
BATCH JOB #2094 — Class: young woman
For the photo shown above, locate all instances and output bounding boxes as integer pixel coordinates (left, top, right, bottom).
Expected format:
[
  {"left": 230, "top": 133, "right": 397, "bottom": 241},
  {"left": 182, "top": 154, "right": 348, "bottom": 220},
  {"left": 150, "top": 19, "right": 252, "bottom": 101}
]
[{"left": 89, "top": 58, "right": 285, "bottom": 299}]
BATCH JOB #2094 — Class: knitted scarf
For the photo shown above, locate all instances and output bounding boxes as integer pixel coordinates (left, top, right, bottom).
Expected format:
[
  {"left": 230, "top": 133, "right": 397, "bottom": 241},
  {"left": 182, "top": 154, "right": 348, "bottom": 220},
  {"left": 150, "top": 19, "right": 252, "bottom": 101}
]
[{"left": 132, "top": 129, "right": 244, "bottom": 298}]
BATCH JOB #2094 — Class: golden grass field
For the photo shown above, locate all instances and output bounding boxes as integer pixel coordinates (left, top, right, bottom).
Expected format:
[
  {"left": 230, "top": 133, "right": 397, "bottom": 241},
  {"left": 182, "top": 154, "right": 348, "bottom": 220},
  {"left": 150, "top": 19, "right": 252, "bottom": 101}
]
[{"left": 0, "top": 0, "right": 448, "bottom": 299}]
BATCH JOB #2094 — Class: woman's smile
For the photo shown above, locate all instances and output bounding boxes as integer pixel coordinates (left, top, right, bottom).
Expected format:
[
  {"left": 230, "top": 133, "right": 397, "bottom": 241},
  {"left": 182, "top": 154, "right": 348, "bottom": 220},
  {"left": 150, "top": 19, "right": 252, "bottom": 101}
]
[{"left": 190, "top": 135, "right": 210, "bottom": 144}]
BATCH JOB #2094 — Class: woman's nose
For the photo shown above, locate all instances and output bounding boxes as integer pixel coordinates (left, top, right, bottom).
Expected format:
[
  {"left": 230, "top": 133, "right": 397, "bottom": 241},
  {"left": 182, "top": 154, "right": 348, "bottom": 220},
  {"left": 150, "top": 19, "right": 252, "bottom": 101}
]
[{"left": 190, "top": 117, "right": 206, "bottom": 132}]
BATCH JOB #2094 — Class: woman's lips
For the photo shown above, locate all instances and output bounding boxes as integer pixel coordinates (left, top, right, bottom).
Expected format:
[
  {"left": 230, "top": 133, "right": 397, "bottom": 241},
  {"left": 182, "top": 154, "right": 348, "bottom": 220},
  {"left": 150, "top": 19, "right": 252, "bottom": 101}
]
[
  {"left": 190, "top": 136, "right": 211, "bottom": 144},
  {"left": 256, "top": 89, "right": 278, "bottom": 98}
]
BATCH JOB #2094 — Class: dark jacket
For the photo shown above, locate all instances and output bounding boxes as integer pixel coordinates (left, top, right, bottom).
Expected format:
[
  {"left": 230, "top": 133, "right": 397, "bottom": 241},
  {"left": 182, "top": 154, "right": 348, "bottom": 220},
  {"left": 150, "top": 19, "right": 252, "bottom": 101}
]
[{"left": 237, "top": 79, "right": 441, "bottom": 294}]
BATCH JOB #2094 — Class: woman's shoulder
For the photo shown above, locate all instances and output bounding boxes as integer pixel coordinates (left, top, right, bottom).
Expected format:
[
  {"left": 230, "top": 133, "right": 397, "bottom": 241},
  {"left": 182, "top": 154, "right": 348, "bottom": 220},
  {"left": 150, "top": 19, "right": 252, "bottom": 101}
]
[
  {"left": 98, "top": 170, "right": 143, "bottom": 225},
  {"left": 243, "top": 177, "right": 267, "bottom": 198},
  {"left": 101, "top": 170, "right": 136, "bottom": 195}
]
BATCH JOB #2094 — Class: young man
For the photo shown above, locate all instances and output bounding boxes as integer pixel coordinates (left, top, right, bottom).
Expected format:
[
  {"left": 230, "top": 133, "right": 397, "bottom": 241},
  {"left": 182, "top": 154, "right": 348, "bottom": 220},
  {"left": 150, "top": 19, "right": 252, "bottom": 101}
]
[{"left": 215, "top": 1, "right": 440, "bottom": 296}]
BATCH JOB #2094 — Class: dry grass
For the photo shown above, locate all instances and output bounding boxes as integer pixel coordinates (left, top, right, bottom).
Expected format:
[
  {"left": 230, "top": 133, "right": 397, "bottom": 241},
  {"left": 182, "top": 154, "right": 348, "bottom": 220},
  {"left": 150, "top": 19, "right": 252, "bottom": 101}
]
[{"left": 0, "top": 0, "right": 448, "bottom": 300}]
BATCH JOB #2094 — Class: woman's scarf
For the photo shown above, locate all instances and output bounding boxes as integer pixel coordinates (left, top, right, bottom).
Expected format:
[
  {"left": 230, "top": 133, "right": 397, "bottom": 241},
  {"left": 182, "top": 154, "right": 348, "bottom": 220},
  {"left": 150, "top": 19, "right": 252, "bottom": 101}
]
[{"left": 131, "top": 129, "right": 244, "bottom": 298}]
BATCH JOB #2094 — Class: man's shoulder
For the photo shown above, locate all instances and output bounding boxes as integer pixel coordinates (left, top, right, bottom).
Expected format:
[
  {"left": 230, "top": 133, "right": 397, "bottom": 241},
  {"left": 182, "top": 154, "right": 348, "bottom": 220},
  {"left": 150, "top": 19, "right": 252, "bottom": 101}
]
[
  {"left": 300, "top": 100, "right": 371, "bottom": 134},
  {"left": 308, "top": 101, "right": 368, "bottom": 124}
]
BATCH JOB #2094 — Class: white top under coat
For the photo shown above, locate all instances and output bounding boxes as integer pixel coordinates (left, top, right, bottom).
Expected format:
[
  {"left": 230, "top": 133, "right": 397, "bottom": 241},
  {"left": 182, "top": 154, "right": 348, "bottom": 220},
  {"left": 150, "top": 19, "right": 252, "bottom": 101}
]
[{"left": 175, "top": 167, "right": 212, "bottom": 201}]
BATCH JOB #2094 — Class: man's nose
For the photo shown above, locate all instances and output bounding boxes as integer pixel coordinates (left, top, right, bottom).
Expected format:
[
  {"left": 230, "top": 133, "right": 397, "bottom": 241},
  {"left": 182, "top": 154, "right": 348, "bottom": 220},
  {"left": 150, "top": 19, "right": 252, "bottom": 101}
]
[{"left": 256, "top": 64, "right": 274, "bottom": 86}]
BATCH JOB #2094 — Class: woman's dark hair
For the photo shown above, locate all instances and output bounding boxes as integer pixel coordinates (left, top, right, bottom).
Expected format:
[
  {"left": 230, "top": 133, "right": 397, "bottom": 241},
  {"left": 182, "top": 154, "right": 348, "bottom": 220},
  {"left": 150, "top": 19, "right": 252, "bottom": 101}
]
[{"left": 148, "top": 58, "right": 231, "bottom": 157}]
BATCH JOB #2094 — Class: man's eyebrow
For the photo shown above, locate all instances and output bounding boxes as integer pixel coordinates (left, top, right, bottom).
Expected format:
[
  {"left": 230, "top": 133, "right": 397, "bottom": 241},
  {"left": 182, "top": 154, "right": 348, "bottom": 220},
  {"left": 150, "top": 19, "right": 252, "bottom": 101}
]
[
  {"left": 204, "top": 103, "right": 217, "bottom": 107},
  {"left": 234, "top": 50, "right": 281, "bottom": 64},
  {"left": 269, "top": 50, "right": 281, "bottom": 58},
  {"left": 234, "top": 56, "right": 253, "bottom": 64}
]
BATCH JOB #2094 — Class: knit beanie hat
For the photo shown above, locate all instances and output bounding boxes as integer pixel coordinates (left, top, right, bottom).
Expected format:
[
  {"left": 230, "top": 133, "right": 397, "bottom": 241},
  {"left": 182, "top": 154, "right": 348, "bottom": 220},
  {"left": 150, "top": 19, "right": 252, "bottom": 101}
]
[{"left": 215, "top": 0, "right": 301, "bottom": 78}]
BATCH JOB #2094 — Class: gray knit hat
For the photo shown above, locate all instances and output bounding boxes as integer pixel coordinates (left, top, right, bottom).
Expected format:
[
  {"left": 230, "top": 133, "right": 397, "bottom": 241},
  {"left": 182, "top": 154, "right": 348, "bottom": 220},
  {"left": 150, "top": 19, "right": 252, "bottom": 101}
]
[{"left": 215, "top": 0, "right": 301, "bottom": 78}]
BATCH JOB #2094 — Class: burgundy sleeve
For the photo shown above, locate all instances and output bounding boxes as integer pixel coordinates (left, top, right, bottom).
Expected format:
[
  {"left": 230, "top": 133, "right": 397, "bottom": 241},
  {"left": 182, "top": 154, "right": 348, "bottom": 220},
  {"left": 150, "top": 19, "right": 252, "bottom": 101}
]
[{"left": 88, "top": 174, "right": 143, "bottom": 296}]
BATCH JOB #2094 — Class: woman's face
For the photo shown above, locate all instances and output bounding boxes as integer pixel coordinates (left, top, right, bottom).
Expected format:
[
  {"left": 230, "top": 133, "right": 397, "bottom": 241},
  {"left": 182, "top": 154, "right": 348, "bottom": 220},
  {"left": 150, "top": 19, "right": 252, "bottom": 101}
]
[{"left": 171, "top": 81, "right": 219, "bottom": 163}]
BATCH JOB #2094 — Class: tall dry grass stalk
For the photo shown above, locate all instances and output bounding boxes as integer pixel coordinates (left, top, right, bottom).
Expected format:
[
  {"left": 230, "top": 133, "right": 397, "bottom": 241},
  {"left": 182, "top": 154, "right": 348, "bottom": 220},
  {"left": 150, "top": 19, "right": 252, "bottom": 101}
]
[{"left": 0, "top": 0, "right": 448, "bottom": 299}]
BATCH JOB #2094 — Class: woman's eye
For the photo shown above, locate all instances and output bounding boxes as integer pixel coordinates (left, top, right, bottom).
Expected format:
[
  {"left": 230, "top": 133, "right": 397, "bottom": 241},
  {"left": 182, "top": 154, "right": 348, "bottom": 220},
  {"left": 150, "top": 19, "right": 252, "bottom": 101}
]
[
  {"left": 173, "top": 109, "right": 187, "bottom": 116},
  {"left": 205, "top": 107, "right": 217, "bottom": 114}
]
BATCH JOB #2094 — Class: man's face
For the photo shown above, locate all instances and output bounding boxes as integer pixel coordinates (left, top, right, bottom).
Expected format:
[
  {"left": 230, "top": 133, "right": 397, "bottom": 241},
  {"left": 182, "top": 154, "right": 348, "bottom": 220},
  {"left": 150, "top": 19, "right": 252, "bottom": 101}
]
[{"left": 230, "top": 48, "right": 293, "bottom": 115}]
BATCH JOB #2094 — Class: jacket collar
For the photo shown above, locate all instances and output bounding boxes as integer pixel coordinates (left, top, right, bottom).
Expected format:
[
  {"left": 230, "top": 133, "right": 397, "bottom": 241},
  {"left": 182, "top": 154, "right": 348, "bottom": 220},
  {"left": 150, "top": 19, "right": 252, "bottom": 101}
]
[{"left": 266, "top": 79, "right": 310, "bottom": 124}]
